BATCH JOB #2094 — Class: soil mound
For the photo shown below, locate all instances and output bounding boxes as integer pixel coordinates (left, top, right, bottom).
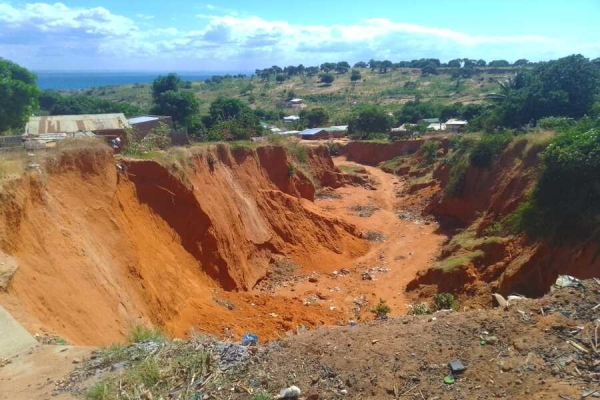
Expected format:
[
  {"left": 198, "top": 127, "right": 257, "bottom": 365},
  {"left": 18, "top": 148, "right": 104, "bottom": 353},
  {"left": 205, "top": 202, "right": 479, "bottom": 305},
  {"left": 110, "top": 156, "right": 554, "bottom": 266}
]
[{"left": 0, "top": 144, "right": 367, "bottom": 345}]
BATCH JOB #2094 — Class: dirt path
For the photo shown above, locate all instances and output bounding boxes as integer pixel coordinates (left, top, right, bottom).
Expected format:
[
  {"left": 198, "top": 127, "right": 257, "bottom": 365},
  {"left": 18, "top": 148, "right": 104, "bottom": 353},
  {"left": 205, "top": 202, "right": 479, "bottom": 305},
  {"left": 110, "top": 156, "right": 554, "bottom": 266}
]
[{"left": 275, "top": 157, "right": 447, "bottom": 320}]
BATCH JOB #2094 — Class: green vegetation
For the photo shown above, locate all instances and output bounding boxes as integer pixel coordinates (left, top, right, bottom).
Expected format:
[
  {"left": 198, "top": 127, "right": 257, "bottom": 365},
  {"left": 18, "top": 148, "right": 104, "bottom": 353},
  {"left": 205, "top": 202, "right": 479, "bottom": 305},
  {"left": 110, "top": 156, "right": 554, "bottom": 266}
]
[
  {"left": 418, "top": 140, "right": 440, "bottom": 166},
  {"left": 0, "top": 58, "right": 39, "bottom": 133},
  {"left": 39, "top": 90, "right": 144, "bottom": 117},
  {"left": 348, "top": 105, "right": 393, "bottom": 138},
  {"left": 252, "top": 392, "right": 272, "bottom": 400},
  {"left": 433, "top": 250, "right": 484, "bottom": 273},
  {"left": 434, "top": 293, "right": 459, "bottom": 310},
  {"left": 468, "top": 132, "right": 512, "bottom": 168},
  {"left": 372, "top": 298, "right": 391, "bottom": 319},
  {"left": 338, "top": 165, "right": 365, "bottom": 176},
  {"left": 127, "top": 325, "right": 166, "bottom": 344},
  {"left": 300, "top": 107, "right": 329, "bottom": 128},
  {"left": 408, "top": 303, "right": 432, "bottom": 316}
]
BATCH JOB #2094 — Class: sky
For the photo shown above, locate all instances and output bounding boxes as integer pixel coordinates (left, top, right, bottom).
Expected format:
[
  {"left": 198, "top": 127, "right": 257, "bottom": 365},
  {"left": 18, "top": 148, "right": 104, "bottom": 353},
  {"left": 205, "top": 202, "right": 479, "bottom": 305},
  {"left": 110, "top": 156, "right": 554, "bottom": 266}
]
[{"left": 1, "top": 0, "right": 599, "bottom": 71}]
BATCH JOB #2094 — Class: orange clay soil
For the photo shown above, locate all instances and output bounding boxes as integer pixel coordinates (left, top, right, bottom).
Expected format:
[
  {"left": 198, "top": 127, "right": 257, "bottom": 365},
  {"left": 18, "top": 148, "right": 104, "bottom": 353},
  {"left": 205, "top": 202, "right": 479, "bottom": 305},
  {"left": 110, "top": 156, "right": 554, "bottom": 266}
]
[
  {"left": 0, "top": 144, "right": 447, "bottom": 346},
  {"left": 273, "top": 158, "right": 447, "bottom": 321}
]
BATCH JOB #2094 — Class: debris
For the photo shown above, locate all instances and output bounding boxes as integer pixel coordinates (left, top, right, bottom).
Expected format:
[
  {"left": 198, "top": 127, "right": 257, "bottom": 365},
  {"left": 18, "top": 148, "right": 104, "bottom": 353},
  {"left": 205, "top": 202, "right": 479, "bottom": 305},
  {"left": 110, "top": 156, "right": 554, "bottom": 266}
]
[
  {"left": 492, "top": 293, "right": 508, "bottom": 309},
  {"left": 241, "top": 333, "right": 259, "bottom": 346},
  {"left": 275, "top": 385, "right": 301, "bottom": 399},
  {"left": 554, "top": 275, "right": 583, "bottom": 289},
  {"left": 482, "top": 336, "right": 499, "bottom": 345},
  {"left": 371, "top": 339, "right": 380, "bottom": 344},
  {"left": 361, "top": 272, "right": 374, "bottom": 281},
  {"left": 340, "top": 268, "right": 351, "bottom": 275},
  {"left": 444, "top": 375, "right": 455, "bottom": 385},
  {"left": 566, "top": 340, "right": 589, "bottom": 354},
  {"left": 448, "top": 360, "right": 466, "bottom": 374}
]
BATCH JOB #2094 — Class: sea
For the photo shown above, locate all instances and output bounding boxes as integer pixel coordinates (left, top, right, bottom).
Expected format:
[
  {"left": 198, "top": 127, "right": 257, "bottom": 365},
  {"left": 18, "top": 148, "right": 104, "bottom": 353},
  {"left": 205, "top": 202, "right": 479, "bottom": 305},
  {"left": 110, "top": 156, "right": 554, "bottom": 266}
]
[{"left": 35, "top": 71, "right": 246, "bottom": 91}]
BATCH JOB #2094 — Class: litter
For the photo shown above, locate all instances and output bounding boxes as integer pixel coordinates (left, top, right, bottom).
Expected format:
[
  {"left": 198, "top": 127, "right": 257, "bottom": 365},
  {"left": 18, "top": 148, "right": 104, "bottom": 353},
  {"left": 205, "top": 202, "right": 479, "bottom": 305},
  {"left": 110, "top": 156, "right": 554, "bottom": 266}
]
[
  {"left": 275, "top": 385, "right": 301, "bottom": 399},
  {"left": 448, "top": 360, "right": 466, "bottom": 374},
  {"left": 554, "top": 275, "right": 583, "bottom": 289},
  {"left": 444, "top": 375, "right": 455, "bottom": 385},
  {"left": 241, "top": 333, "right": 259, "bottom": 346}
]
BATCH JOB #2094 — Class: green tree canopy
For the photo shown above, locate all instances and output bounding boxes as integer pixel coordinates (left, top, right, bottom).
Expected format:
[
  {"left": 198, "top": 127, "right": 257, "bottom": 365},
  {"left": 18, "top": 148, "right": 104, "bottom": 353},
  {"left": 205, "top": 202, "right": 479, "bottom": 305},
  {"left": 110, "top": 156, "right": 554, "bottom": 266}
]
[
  {"left": 348, "top": 105, "right": 392, "bottom": 134},
  {"left": 151, "top": 91, "right": 199, "bottom": 128},
  {"left": 152, "top": 73, "right": 182, "bottom": 100},
  {"left": 350, "top": 69, "right": 362, "bottom": 82},
  {"left": 0, "top": 58, "right": 39, "bottom": 133},
  {"left": 488, "top": 60, "right": 510, "bottom": 67},
  {"left": 39, "top": 90, "right": 144, "bottom": 118},
  {"left": 300, "top": 108, "right": 329, "bottom": 128}
]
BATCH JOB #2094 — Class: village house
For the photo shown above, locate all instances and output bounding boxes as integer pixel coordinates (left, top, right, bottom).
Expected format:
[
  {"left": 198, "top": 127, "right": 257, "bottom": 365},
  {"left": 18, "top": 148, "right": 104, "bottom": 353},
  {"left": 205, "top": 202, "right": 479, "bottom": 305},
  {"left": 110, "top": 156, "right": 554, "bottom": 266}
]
[
  {"left": 445, "top": 118, "right": 468, "bottom": 132},
  {"left": 24, "top": 113, "right": 130, "bottom": 147},
  {"left": 128, "top": 115, "right": 173, "bottom": 140}
]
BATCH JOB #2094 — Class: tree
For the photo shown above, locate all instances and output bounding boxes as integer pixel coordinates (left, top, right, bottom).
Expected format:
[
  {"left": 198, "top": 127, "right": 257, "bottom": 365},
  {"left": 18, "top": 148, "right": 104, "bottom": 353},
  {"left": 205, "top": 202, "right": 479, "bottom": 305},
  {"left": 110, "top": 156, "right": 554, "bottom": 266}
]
[
  {"left": 488, "top": 60, "right": 510, "bottom": 67},
  {"left": 320, "top": 62, "right": 336, "bottom": 72},
  {"left": 348, "top": 105, "right": 392, "bottom": 134},
  {"left": 300, "top": 108, "right": 329, "bottom": 128},
  {"left": 305, "top": 66, "right": 319, "bottom": 77},
  {"left": 379, "top": 60, "right": 393, "bottom": 74},
  {"left": 514, "top": 59, "right": 530, "bottom": 67},
  {"left": 152, "top": 73, "right": 182, "bottom": 100},
  {"left": 335, "top": 61, "right": 351, "bottom": 74},
  {"left": 448, "top": 59, "right": 462, "bottom": 68},
  {"left": 275, "top": 74, "right": 286, "bottom": 83},
  {"left": 350, "top": 69, "right": 362, "bottom": 82},
  {"left": 320, "top": 73, "right": 335, "bottom": 85},
  {"left": 476, "top": 59, "right": 487, "bottom": 67},
  {"left": 421, "top": 62, "right": 438, "bottom": 76},
  {"left": 353, "top": 61, "right": 368, "bottom": 68},
  {"left": 0, "top": 58, "right": 39, "bottom": 133},
  {"left": 152, "top": 91, "right": 199, "bottom": 128}
]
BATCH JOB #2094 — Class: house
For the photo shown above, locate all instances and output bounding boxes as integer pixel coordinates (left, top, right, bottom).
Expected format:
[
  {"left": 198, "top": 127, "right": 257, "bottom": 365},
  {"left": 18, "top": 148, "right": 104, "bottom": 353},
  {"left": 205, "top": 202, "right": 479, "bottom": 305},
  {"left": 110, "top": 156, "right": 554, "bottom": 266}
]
[
  {"left": 299, "top": 128, "right": 329, "bottom": 140},
  {"left": 24, "top": 113, "right": 130, "bottom": 147},
  {"left": 445, "top": 118, "right": 468, "bottom": 133},
  {"left": 323, "top": 125, "right": 348, "bottom": 138},
  {"left": 278, "top": 130, "right": 301, "bottom": 136},
  {"left": 427, "top": 122, "right": 447, "bottom": 131},
  {"left": 419, "top": 118, "right": 440, "bottom": 124},
  {"left": 283, "top": 115, "right": 300, "bottom": 123},
  {"left": 128, "top": 115, "right": 173, "bottom": 140},
  {"left": 260, "top": 121, "right": 283, "bottom": 133},
  {"left": 390, "top": 123, "right": 417, "bottom": 139},
  {"left": 286, "top": 98, "right": 305, "bottom": 108}
]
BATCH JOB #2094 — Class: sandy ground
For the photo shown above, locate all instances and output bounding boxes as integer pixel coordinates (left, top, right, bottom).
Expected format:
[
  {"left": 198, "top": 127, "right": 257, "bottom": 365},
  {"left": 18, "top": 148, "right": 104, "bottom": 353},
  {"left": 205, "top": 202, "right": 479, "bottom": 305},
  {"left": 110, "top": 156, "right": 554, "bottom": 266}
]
[
  {"left": 0, "top": 345, "right": 94, "bottom": 400},
  {"left": 274, "top": 157, "right": 447, "bottom": 320}
]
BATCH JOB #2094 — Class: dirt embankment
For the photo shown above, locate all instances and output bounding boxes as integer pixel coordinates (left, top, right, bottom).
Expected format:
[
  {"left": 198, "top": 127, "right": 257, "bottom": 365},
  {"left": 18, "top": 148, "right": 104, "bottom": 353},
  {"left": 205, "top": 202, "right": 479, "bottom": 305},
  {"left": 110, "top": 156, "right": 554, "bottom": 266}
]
[
  {"left": 402, "top": 138, "right": 600, "bottom": 303},
  {"left": 0, "top": 144, "right": 367, "bottom": 345},
  {"left": 343, "top": 140, "right": 425, "bottom": 165}
]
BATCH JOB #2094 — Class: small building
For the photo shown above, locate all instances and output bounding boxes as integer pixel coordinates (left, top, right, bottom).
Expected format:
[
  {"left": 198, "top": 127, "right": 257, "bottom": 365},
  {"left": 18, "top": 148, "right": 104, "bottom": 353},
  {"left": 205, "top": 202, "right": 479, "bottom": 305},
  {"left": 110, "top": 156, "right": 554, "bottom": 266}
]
[
  {"left": 283, "top": 115, "right": 300, "bottom": 123},
  {"left": 286, "top": 98, "right": 305, "bottom": 108},
  {"left": 324, "top": 125, "right": 348, "bottom": 138},
  {"left": 427, "top": 122, "right": 447, "bottom": 131},
  {"left": 419, "top": 118, "right": 440, "bottom": 124},
  {"left": 24, "top": 113, "right": 130, "bottom": 147},
  {"left": 128, "top": 115, "right": 173, "bottom": 140},
  {"left": 299, "top": 128, "right": 329, "bottom": 140},
  {"left": 278, "top": 130, "right": 301, "bottom": 136},
  {"left": 445, "top": 118, "right": 468, "bottom": 133},
  {"left": 390, "top": 123, "right": 417, "bottom": 139}
]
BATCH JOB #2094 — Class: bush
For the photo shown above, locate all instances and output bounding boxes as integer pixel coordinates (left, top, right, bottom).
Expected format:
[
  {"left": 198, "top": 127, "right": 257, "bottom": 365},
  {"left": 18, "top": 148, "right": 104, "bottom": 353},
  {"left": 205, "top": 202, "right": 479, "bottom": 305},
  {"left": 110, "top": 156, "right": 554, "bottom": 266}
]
[
  {"left": 419, "top": 140, "right": 440, "bottom": 166},
  {"left": 287, "top": 163, "right": 297, "bottom": 177},
  {"left": 469, "top": 132, "right": 512, "bottom": 168},
  {"left": 326, "top": 141, "right": 342, "bottom": 156},
  {"left": 408, "top": 303, "right": 432, "bottom": 316},
  {"left": 434, "top": 293, "right": 458, "bottom": 310},
  {"left": 536, "top": 116, "right": 575, "bottom": 132},
  {"left": 372, "top": 299, "right": 391, "bottom": 319}
]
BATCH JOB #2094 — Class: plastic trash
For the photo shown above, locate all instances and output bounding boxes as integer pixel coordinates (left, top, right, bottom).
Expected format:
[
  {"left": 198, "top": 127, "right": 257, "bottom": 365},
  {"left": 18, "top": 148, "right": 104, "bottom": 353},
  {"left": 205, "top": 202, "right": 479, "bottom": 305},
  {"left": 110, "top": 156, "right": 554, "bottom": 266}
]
[
  {"left": 444, "top": 375, "right": 455, "bottom": 385},
  {"left": 275, "top": 385, "right": 301, "bottom": 399},
  {"left": 448, "top": 359, "right": 466, "bottom": 374},
  {"left": 241, "top": 333, "right": 259, "bottom": 346},
  {"left": 554, "top": 275, "right": 583, "bottom": 289}
]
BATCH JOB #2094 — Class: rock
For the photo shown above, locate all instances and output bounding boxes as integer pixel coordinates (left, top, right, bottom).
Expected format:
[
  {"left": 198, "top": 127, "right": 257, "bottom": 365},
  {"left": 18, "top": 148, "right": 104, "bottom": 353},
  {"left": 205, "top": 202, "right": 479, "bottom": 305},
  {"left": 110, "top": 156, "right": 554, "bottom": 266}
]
[
  {"left": 110, "top": 361, "right": 129, "bottom": 371},
  {"left": 214, "top": 343, "right": 250, "bottom": 371},
  {"left": 140, "top": 391, "right": 153, "bottom": 400},
  {"left": 71, "top": 358, "right": 81, "bottom": 364},
  {"left": 340, "top": 389, "right": 348, "bottom": 395},
  {"left": 308, "top": 277, "right": 318, "bottom": 283}
]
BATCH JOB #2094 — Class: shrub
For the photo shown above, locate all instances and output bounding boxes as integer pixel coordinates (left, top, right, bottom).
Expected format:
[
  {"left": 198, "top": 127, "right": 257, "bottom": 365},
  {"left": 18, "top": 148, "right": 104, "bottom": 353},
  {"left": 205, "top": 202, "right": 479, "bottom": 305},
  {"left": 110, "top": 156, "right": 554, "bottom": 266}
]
[
  {"left": 536, "top": 116, "right": 575, "bottom": 132},
  {"left": 287, "top": 163, "right": 297, "bottom": 177},
  {"left": 469, "top": 132, "right": 512, "bottom": 168},
  {"left": 86, "top": 382, "right": 116, "bottom": 400},
  {"left": 434, "top": 293, "right": 458, "bottom": 310},
  {"left": 419, "top": 140, "right": 440, "bottom": 166},
  {"left": 363, "top": 230, "right": 386, "bottom": 242},
  {"left": 326, "top": 141, "right": 343, "bottom": 156},
  {"left": 372, "top": 299, "right": 391, "bottom": 319},
  {"left": 409, "top": 303, "right": 432, "bottom": 316}
]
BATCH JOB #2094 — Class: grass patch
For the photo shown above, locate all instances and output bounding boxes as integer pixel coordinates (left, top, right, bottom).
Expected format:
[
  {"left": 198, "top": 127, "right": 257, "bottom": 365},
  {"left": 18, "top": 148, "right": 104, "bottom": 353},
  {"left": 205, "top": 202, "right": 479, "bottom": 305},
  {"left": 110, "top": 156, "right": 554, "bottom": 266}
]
[
  {"left": 339, "top": 164, "right": 366, "bottom": 176},
  {"left": 127, "top": 325, "right": 166, "bottom": 344},
  {"left": 433, "top": 250, "right": 484, "bottom": 273}
]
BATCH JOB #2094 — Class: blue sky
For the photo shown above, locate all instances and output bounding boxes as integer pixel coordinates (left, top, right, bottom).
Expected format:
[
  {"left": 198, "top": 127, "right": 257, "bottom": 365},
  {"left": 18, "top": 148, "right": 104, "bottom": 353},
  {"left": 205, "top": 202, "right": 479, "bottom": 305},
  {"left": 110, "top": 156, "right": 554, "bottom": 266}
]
[{"left": 1, "top": 0, "right": 599, "bottom": 71}]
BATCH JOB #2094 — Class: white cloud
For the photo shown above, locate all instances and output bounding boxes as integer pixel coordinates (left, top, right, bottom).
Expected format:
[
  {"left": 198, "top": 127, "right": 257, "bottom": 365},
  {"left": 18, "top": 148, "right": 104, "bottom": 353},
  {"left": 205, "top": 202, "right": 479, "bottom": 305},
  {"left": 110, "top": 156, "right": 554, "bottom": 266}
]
[{"left": 0, "top": 2, "right": 595, "bottom": 71}]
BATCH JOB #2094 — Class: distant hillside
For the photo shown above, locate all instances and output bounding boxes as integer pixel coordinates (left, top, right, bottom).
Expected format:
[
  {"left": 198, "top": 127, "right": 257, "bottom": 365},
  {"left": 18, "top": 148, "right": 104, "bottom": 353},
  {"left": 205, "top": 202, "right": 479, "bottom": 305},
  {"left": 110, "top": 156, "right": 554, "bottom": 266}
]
[{"left": 72, "top": 68, "right": 515, "bottom": 123}]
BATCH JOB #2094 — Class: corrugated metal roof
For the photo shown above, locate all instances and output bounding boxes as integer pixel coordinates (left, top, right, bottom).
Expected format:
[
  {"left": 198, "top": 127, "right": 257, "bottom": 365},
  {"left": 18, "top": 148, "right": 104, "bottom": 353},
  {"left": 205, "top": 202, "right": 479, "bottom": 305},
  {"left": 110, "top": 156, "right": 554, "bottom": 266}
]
[
  {"left": 26, "top": 113, "right": 130, "bottom": 135},
  {"left": 446, "top": 119, "right": 468, "bottom": 125},
  {"left": 129, "top": 116, "right": 160, "bottom": 124},
  {"left": 299, "top": 128, "right": 326, "bottom": 136},
  {"left": 283, "top": 115, "right": 300, "bottom": 121},
  {"left": 324, "top": 125, "right": 348, "bottom": 132}
]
